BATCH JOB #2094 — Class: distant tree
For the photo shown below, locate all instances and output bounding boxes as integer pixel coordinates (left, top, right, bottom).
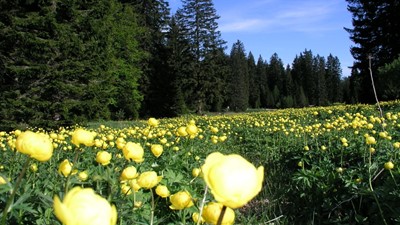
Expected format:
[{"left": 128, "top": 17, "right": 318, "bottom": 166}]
[
  {"left": 248, "top": 52, "right": 260, "bottom": 108},
  {"left": 313, "top": 55, "right": 328, "bottom": 106},
  {"left": 164, "top": 16, "right": 194, "bottom": 116},
  {"left": 228, "top": 40, "right": 249, "bottom": 111},
  {"left": 256, "top": 56, "right": 269, "bottom": 108},
  {"left": 325, "top": 54, "right": 343, "bottom": 103},
  {"left": 345, "top": 0, "right": 400, "bottom": 102},
  {"left": 128, "top": 0, "right": 171, "bottom": 116},
  {"left": 202, "top": 48, "right": 230, "bottom": 112},
  {"left": 176, "top": 0, "right": 226, "bottom": 113},
  {"left": 377, "top": 56, "right": 400, "bottom": 100},
  {"left": 0, "top": 0, "right": 145, "bottom": 130},
  {"left": 292, "top": 50, "right": 315, "bottom": 105}
]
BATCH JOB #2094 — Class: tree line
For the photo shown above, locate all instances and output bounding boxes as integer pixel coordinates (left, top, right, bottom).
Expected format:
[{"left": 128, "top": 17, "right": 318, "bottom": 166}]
[{"left": 1, "top": 0, "right": 399, "bottom": 131}]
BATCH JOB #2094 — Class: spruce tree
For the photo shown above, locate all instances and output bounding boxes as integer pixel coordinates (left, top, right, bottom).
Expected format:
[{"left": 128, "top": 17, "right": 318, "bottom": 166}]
[
  {"left": 345, "top": 0, "right": 400, "bottom": 102},
  {"left": 176, "top": 0, "right": 226, "bottom": 113},
  {"left": 228, "top": 40, "right": 249, "bottom": 111}
]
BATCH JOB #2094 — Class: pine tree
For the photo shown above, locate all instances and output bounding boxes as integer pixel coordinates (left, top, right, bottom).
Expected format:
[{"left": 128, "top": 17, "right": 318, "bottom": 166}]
[
  {"left": 313, "top": 55, "right": 328, "bottom": 106},
  {"left": 228, "top": 40, "right": 249, "bottom": 111},
  {"left": 325, "top": 54, "right": 343, "bottom": 103},
  {"left": 128, "top": 0, "right": 171, "bottom": 116},
  {"left": 345, "top": 0, "right": 400, "bottom": 102},
  {"left": 0, "top": 0, "right": 145, "bottom": 130},
  {"left": 256, "top": 56, "right": 268, "bottom": 108},
  {"left": 248, "top": 52, "right": 260, "bottom": 108},
  {"left": 176, "top": 0, "right": 226, "bottom": 113}
]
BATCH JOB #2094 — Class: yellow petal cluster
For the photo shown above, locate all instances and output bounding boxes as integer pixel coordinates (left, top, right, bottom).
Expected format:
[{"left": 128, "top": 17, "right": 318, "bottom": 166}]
[
  {"left": 71, "top": 128, "right": 96, "bottom": 147},
  {"left": 54, "top": 187, "right": 117, "bottom": 225},
  {"left": 169, "top": 190, "right": 194, "bottom": 210},
  {"left": 15, "top": 131, "right": 53, "bottom": 162},
  {"left": 96, "top": 151, "right": 112, "bottom": 166},
  {"left": 58, "top": 159, "right": 73, "bottom": 177},
  {"left": 202, "top": 202, "right": 235, "bottom": 225},
  {"left": 201, "top": 152, "right": 264, "bottom": 208},
  {"left": 155, "top": 185, "right": 170, "bottom": 198},
  {"left": 122, "top": 142, "right": 144, "bottom": 163},
  {"left": 136, "top": 171, "right": 161, "bottom": 189},
  {"left": 150, "top": 144, "right": 163, "bottom": 158},
  {"left": 120, "top": 166, "right": 138, "bottom": 181}
]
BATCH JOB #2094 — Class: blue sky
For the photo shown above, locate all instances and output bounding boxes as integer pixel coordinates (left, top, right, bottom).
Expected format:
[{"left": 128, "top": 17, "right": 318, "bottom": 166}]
[{"left": 169, "top": 0, "right": 354, "bottom": 77}]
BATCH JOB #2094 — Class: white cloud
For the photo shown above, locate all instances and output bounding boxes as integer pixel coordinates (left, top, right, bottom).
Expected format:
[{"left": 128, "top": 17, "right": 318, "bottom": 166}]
[
  {"left": 219, "top": 19, "right": 271, "bottom": 32},
  {"left": 217, "top": 0, "right": 343, "bottom": 34}
]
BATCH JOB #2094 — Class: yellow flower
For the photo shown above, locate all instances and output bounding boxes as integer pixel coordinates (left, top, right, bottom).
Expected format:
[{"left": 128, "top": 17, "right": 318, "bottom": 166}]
[
  {"left": 137, "top": 171, "right": 162, "bottom": 189},
  {"left": 366, "top": 136, "right": 376, "bottom": 145},
  {"left": 192, "top": 168, "right": 202, "bottom": 177},
  {"left": 71, "top": 128, "right": 96, "bottom": 147},
  {"left": 120, "top": 166, "right": 138, "bottom": 181},
  {"left": 201, "top": 152, "right": 264, "bottom": 209},
  {"left": 58, "top": 159, "right": 73, "bottom": 177},
  {"left": 78, "top": 171, "right": 89, "bottom": 181},
  {"left": 54, "top": 186, "right": 117, "bottom": 225},
  {"left": 192, "top": 212, "right": 205, "bottom": 224},
  {"left": 0, "top": 175, "right": 8, "bottom": 185},
  {"left": 122, "top": 142, "right": 144, "bottom": 163},
  {"left": 30, "top": 163, "right": 38, "bottom": 172},
  {"left": 150, "top": 144, "right": 163, "bottom": 158},
  {"left": 169, "top": 190, "right": 194, "bottom": 210},
  {"left": 15, "top": 131, "right": 53, "bottom": 162},
  {"left": 177, "top": 127, "right": 188, "bottom": 137},
  {"left": 96, "top": 151, "right": 112, "bottom": 166},
  {"left": 384, "top": 161, "right": 394, "bottom": 170},
  {"left": 186, "top": 124, "right": 198, "bottom": 136},
  {"left": 148, "top": 118, "right": 159, "bottom": 127},
  {"left": 128, "top": 179, "right": 141, "bottom": 192},
  {"left": 202, "top": 202, "right": 235, "bottom": 225},
  {"left": 155, "top": 185, "right": 170, "bottom": 198}
]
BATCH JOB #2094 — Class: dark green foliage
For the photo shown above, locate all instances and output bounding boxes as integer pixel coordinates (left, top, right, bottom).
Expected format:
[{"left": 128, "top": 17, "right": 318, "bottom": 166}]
[
  {"left": 378, "top": 56, "right": 400, "bottom": 100},
  {"left": 175, "top": 0, "right": 226, "bottom": 113},
  {"left": 0, "top": 0, "right": 144, "bottom": 130},
  {"left": 228, "top": 40, "right": 249, "bottom": 111},
  {"left": 345, "top": 0, "right": 400, "bottom": 103}
]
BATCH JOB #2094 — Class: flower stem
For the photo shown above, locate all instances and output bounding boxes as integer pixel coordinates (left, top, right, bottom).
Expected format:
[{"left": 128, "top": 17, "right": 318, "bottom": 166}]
[
  {"left": 216, "top": 205, "right": 227, "bottom": 225},
  {"left": 1, "top": 157, "right": 31, "bottom": 225},
  {"left": 196, "top": 186, "right": 208, "bottom": 225},
  {"left": 150, "top": 188, "right": 155, "bottom": 225}
]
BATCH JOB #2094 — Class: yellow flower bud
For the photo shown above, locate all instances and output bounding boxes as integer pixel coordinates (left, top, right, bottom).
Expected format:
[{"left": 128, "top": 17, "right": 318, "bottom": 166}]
[
  {"left": 201, "top": 152, "right": 264, "bottom": 209},
  {"left": 177, "top": 127, "right": 188, "bottom": 137},
  {"left": 148, "top": 118, "right": 159, "bottom": 127},
  {"left": 53, "top": 187, "right": 117, "bottom": 225},
  {"left": 366, "top": 136, "right": 376, "bottom": 145},
  {"left": 384, "top": 161, "right": 394, "bottom": 170},
  {"left": 137, "top": 171, "right": 162, "bottom": 189},
  {"left": 155, "top": 185, "right": 170, "bottom": 198},
  {"left": 192, "top": 168, "right": 202, "bottom": 177},
  {"left": 186, "top": 124, "right": 198, "bottom": 136},
  {"left": 202, "top": 202, "right": 235, "bottom": 225},
  {"left": 122, "top": 142, "right": 144, "bottom": 163},
  {"left": 58, "top": 159, "right": 73, "bottom": 177},
  {"left": 78, "top": 171, "right": 89, "bottom": 181},
  {"left": 71, "top": 128, "right": 96, "bottom": 147},
  {"left": 30, "top": 163, "right": 38, "bottom": 172},
  {"left": 96, "top": 151, "right": 112, "bottom": 166},
  {"left": 169, "top": 190, "right": 194, "bottom": 210},
  {"left": 0, "top": 175, "right": 8, "bottom": 185},
  {"left": 120, "top": 166, "right": 138, "bottom": 181},
  {"left": 128, "top": 179, "right": 141, "bottom": 192},
  {"left": 192, "top": 212, "right": 205, "bottom": 224},
  {"left": 15, "top": 131, "right": 53, "bottom": 162},
  {"left": 150, "top": 144, "right": 163, "bottom": 158}
]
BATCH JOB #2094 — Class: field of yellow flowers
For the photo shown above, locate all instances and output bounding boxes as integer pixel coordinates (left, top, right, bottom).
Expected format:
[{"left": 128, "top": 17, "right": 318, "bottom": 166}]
[{"left": 1, "top": 101, "right": 400, "bottom": 224}]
